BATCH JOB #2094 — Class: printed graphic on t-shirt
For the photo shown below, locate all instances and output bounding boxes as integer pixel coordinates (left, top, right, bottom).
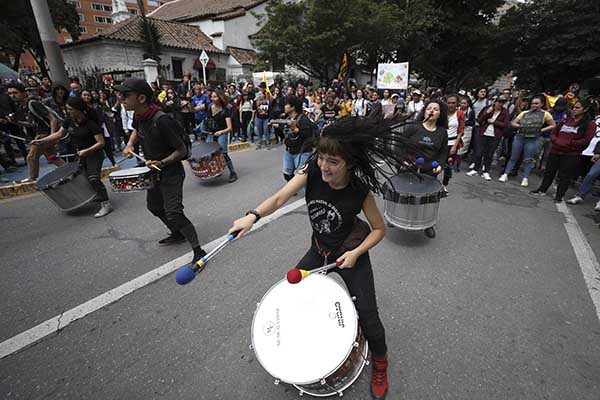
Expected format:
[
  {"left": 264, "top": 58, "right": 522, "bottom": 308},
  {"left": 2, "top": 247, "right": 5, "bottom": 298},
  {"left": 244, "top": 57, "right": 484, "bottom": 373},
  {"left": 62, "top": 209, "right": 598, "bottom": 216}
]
[
  {"left": 308, "top": 199, "right": 342, "bottom": 234},
  {"left": 418, "top": 135, "right": 434, "bottom": 147}
]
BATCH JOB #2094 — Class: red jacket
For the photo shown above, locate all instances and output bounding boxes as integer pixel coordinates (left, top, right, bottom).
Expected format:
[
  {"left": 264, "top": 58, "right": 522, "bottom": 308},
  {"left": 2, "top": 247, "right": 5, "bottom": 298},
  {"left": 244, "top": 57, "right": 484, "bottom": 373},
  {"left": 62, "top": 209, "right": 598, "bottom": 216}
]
[
  {"left": 478, "top": 107, "right": 510, "bottom": 139},
  {"left": 550, "top": 118, "right": 595, "bottom": 156}
]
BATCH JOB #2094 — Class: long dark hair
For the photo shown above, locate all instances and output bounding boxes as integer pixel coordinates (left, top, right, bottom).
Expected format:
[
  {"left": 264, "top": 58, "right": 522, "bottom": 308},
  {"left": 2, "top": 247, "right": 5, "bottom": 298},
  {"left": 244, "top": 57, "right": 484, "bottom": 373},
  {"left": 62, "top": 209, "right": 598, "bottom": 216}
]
[
  {"left": 573, "top": 98, "right": 597, "bottom": 132},
  {"left": 211, "top": 89, "right": 229, "bottom": 108},
  {"left": 66, "top": 96, "right": 99, "bottom": 124},
  {"left": 307, "top": 113, "right": 416, "bottom": 194}
]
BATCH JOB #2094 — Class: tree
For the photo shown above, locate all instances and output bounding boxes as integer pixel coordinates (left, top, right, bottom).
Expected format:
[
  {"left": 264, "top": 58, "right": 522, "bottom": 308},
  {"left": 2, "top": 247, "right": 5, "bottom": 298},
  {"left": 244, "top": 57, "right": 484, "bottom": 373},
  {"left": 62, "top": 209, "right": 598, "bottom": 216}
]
[
  {"left": 497, "top": 0, "right": 600, "bottom": 92},
  {"left": 137, "top": 0, "right": 162, "bottom": 62},
  {"left": 0, "top": 0, "right": 80, "bottom": 74}
]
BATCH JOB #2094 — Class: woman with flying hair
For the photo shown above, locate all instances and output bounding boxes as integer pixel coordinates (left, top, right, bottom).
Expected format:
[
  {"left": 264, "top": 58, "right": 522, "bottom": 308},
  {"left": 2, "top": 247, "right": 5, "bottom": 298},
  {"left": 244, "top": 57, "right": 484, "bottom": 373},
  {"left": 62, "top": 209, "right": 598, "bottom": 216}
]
[{"left": 228, "top": 113, "right": 416, "bottom": 400}]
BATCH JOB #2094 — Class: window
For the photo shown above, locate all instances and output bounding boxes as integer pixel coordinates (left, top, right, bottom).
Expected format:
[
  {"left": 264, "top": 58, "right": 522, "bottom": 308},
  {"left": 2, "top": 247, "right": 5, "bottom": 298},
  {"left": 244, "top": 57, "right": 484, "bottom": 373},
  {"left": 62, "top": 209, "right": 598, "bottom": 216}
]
[
  {"left": 68, "top": 0, "right": 81, "bottom": 8},
  {"left": 91, "top": 3, "right": 112, "bottom": 12},
  {"left": 79, "top": 26, "right": 87, "bottom": 33},
  {"left": 147, "top": 0, "right": 159, "bottom": 6},
  {"left": 64, "top": 37, "right": 73, "bottom": 43},
  {"left": 94, "top": 16, "right": 113, "bottom": 24},
  {"left": 128, "top": 8, "right": 138, "bottom": 15},
  {"left": 172, "top": 59, "right": 183, "bottom": 79},
  {"left": 78, "top": 13, "right": 84, "bottom": 22},
  {"left": 97, "top": 28, "right": 105, "bottom": 33}
]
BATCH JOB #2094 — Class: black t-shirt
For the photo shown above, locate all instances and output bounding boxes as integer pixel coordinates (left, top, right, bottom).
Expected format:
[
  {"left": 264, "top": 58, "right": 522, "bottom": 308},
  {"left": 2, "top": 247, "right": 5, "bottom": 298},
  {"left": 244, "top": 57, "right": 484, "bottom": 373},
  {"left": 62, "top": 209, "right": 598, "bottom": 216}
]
[
  {"left": 284, "top": 113, "right": 313, "bottom": 154},
  {"left": 205, "top": 105, "right": 231, "bottom": 133},
  {"left": 133, "top": 112, "right": 185, "bottom": 162},
  {"left": 305, "top": 160, "right": 368, "bottom": 251},
  {"left": 401, "top": 123, "right": 448, "bottom": 172},
  {"left": 321, "top": 104, "right": 340, "bottom": 121},
  {"left": 256, "top": 100, "right": 270, "bottom": 119},
  {"left": 63, "top": 118, "right": 101, "bottom": 151}
]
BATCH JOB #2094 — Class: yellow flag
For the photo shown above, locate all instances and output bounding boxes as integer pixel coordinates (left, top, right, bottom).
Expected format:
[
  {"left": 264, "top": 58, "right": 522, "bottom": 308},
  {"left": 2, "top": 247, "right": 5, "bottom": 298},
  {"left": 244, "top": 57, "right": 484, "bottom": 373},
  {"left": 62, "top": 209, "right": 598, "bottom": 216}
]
[
  {"left": 262, "top": 71, "right": 272, "bottom": 97},
  {"left": 337, "top": 51, "right": 348, "bottom": 82}
]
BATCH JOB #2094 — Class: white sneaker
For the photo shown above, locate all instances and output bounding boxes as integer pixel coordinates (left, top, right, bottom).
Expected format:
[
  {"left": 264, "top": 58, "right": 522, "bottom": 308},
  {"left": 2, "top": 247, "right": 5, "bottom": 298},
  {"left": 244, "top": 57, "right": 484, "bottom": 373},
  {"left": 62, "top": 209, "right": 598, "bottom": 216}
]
[
  {"left": 566, "top": 196, "right": 583, "bottom": 205},
  {"left": 94, "top": 201, "right": 113, "bottom": 218},
  {"left": 468, "top": 163, "right": 475, "bottom": 169},
  {"left": 521, "top": 178, "right": 529, "bottom": 187},
  {"left": 466, "top": 170, "right": 478, "bottom": 177},
  {"left": 595, "top": 200, "right": 600, "bottom": 211},
  {"left": 482, "top": 172, "right": 492, "bottom": 181},
  {"left": 498, "top": 174, "right": 508, "bottom": 183}
]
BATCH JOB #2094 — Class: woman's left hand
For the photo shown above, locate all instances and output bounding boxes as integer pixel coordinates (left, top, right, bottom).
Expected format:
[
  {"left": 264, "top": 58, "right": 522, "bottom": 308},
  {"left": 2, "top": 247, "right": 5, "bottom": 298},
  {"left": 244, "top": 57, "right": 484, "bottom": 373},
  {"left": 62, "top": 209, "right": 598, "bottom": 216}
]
[
  {"left": 336, "top": 250, "right": 360, "bottom": 269},
  {"left": 213, "top": 131, "right": 222, "bottom": 137},
  {"left": 433, "top": 165, "right": 442, "bottom": 174},
  {"left": 77, "top": 149, "right": 88, "bottom": 157},
  {"left": 450, "top": 145, "right": 458, "bottom": 155}
]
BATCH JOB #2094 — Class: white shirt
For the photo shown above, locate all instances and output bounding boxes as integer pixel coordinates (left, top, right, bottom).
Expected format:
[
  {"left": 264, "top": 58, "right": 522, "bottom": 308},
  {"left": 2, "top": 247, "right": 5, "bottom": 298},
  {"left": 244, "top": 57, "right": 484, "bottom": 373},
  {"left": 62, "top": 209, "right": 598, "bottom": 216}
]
[
  {"left": 447, "top": 112, "right": 459, "bottom": 145},
  {"left": 407, "top": 100, "right": 424, "bottom": 118},
  {"left": 582, "top": 116, "right": 600, "bottom": 156}
]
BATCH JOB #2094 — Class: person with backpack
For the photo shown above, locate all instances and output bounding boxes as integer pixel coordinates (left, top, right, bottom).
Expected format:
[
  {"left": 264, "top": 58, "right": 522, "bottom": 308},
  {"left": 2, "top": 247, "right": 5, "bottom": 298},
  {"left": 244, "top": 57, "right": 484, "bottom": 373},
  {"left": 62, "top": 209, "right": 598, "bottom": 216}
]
[
  {"left": 117, "top": 78, "right": 208, "bottom": 266},
  {"left": 499, "top": 94, "right": 556, "bottom": 187},
  {"left": 282, "top": 95, "right": 317, "bottom": 182}
]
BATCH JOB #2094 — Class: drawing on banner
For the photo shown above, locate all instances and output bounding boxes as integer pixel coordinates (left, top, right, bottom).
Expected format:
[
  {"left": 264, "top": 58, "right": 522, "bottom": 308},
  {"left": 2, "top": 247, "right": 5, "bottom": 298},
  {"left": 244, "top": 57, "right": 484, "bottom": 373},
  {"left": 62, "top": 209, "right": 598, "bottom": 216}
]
[{"left": 377, "top": 62, "right": 409, "bottom": 89}]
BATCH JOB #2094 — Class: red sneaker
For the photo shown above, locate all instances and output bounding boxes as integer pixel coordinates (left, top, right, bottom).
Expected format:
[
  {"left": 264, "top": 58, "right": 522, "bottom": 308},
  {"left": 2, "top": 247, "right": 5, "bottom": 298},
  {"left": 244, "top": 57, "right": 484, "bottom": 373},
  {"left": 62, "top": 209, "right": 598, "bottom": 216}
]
[{"left": 370, "top": 353, "right": 389, "bottom": 399}]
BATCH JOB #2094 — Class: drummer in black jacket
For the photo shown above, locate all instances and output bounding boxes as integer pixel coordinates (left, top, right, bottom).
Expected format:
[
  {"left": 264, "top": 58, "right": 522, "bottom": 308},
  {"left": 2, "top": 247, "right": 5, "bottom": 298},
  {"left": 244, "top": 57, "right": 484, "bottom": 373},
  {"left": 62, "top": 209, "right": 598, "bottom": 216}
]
[
  {"left": 117, "top": 78, "right": 207, "bottom": 265},
  {"left": 398, "top": 99, "right": 448, "bottom": 237}
]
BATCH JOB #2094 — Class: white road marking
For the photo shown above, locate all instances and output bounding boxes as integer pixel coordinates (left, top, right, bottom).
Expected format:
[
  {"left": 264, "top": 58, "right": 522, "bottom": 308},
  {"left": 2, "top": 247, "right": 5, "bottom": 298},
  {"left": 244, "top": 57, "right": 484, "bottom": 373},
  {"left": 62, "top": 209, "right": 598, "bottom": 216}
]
[
  {"left": 0, "top": 198, "right": 306, "bottom": 360},
  {"left": 556, "top": 202, "right": 600, "bottom": 321}
]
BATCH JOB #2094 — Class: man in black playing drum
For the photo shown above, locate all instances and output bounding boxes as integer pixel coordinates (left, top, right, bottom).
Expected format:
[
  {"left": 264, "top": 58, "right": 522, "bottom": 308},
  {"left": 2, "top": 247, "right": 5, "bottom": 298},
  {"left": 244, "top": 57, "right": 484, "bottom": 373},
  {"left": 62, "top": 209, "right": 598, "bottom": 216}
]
[
  {"left": 117, "top": 78, "right": 207, "bottom": 265},
  {"left": 229, "top": 114, "right": 414, "bottom": 399}
]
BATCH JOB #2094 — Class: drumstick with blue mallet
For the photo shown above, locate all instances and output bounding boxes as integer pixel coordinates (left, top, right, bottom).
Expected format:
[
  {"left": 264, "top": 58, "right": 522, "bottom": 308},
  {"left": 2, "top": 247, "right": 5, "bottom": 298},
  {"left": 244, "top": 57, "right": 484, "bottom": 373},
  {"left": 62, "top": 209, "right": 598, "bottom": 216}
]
[
  {"left": 175, "top": 230, "right": 241, "bottom": 285},
  {"left": 1, "top": 131, "right": 31, "bottom": 143}
]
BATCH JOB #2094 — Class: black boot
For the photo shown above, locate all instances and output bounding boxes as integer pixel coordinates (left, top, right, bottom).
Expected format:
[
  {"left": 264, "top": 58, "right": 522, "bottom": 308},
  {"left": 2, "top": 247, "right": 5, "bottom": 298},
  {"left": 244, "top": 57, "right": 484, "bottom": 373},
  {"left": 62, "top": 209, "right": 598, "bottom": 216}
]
[{"left": 424, "top": 226, "right": 436, "bottom": 238}]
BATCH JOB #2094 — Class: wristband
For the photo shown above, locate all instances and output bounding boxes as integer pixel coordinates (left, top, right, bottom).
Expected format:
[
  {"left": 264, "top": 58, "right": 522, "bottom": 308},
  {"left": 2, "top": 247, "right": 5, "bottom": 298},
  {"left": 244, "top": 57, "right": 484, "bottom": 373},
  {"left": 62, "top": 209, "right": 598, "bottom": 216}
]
[{"left": 245, "top": 210, "right": 261, "bottom": 223}]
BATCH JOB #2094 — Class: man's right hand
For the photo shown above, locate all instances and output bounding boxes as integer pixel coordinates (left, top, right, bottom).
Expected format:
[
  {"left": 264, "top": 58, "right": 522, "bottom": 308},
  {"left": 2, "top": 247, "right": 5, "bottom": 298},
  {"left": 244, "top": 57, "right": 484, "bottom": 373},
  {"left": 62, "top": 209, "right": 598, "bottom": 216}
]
[{"left": 123, "top": 145, "right": 133, "bottom": 158}]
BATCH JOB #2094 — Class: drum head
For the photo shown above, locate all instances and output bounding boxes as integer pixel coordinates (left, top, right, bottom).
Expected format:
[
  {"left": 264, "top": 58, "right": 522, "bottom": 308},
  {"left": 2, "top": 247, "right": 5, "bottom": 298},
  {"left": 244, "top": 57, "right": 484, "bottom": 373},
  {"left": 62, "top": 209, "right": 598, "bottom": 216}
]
[
  {"left": 190, "top": 142, "right": 221, "bottom": 161},
  {"left": 384, "top": 172, "right": 442, "bottom": 196},
  {"left": 36, "top": 162, "right": 80, "bottom": 190},
  {"left": 109, "top": 167, "right": 152, "bottom": 177},
  {"left": 252, "top": 274, "right": 358, "bottom": 385}
]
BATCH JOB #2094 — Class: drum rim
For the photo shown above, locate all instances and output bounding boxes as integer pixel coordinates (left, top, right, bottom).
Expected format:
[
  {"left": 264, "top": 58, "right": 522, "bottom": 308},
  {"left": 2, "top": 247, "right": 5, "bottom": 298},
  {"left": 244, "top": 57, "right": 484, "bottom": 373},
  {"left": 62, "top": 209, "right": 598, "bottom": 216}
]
[
  {"left": 35, "top": 162, "right": 81, "bottom": 190},
  {"left": 109, "top": 166, "right": 153, "bottom": 178},
  {"left": 250, "top": 274, "right": 359, "bottom": 385}
]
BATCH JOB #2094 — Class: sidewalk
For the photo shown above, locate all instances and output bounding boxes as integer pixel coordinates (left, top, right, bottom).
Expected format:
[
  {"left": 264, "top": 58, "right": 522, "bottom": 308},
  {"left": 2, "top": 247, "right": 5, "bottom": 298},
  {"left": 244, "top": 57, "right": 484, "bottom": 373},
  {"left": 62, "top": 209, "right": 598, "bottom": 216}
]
[{"left": 0, "top": 140, "right": 252, "bottom": 199}]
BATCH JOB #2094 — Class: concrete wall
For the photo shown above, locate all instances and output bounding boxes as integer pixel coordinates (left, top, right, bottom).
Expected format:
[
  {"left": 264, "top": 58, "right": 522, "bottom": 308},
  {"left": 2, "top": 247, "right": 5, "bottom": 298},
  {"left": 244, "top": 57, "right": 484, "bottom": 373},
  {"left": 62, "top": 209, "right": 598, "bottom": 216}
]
[{"left": 62, "top": 40, "right": 228, "bottom": 83}]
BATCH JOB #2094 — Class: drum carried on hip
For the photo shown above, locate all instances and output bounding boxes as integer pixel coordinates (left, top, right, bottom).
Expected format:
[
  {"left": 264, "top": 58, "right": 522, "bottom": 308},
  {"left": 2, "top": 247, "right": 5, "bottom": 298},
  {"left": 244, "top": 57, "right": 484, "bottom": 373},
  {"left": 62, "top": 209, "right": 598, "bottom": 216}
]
[
  {"left": 383, "top": 172, "right": 443, "bottom": 231},
  {"left": 251, "top": 274, "right": 368, "bottom": 397},
  {"left": 187, "top": 142, "right": 226, "bottom": 180},
  {"left": 109, "top": 167, "right": 159, "bottom": 192},
  {"left": 36, "top": 162, "right": 97, "bottom": 212}
]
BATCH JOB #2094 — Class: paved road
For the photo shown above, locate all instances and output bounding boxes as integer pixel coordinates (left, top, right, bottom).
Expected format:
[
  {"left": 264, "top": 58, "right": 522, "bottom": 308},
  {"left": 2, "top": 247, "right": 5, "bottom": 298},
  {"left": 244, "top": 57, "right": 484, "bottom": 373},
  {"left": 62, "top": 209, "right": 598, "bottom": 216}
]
[{"left": 1, "top": 145, "right": 599, "bottom": 400}]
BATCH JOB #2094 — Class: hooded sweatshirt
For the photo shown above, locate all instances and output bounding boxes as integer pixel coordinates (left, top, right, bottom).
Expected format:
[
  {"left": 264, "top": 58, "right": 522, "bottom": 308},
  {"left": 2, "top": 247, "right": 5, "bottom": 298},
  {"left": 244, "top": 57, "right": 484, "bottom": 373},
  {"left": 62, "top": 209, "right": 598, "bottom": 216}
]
[{"left": 550, "top": 117, "right": 595, "bottom": 156}]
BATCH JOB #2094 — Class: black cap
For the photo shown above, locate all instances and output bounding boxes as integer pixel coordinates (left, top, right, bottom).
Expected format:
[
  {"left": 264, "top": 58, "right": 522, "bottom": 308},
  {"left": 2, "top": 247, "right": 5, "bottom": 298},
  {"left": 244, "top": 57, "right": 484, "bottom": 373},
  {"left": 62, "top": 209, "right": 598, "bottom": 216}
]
[{"left": 113, "top": 77, "right": 152, "bottom": 96}]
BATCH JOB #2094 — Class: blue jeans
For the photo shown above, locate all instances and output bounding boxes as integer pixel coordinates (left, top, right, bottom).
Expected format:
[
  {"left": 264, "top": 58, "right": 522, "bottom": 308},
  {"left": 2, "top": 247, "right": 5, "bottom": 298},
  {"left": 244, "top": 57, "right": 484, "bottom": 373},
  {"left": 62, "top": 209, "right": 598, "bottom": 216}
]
[
  {"left": 255, "top": 118, "right": 270, "bottom": 148},
  {"left": 283, "top": 150, "right": 312, "bottom": 175},
  {"left": 578, "top": 160, "right": 600, "bottom": 198},
  {"left": 504, "top": 135, "right": 540, "bottom": 178}
]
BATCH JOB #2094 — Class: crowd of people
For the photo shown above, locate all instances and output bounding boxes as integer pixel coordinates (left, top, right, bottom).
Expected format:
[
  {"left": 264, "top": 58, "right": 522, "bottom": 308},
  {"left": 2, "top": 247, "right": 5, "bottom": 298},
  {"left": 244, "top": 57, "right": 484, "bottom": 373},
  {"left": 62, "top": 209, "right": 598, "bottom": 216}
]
[{"left": 1, "top": 74, "right": 599, "bottom": 213}]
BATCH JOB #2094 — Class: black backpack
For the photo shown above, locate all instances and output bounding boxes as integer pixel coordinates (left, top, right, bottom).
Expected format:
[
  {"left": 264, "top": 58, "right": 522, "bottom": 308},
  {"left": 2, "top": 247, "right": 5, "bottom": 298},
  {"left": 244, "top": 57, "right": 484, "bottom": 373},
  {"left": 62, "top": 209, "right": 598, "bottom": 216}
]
[{"left": 150, "top": 110, "right": 192, "bottom": 159}]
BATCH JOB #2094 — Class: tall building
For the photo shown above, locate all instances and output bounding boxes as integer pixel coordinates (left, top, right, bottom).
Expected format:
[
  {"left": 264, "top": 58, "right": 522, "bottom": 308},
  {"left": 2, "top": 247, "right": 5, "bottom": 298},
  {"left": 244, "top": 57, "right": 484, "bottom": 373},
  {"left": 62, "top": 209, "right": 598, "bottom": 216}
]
[{"left": 59, "top": 0, "right": 173, "bottom": 44}]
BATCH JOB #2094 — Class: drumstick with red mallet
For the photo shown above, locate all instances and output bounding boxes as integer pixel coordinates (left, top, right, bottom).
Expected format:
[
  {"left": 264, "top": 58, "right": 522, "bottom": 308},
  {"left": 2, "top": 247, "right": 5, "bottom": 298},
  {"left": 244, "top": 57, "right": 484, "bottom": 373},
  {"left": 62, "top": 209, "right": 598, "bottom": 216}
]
[
  {"left": 175, "top": 230, "right": 241, "bottom": 285},
  {"left": 286, "top": 261, "right": 343, "bottom": 284}
]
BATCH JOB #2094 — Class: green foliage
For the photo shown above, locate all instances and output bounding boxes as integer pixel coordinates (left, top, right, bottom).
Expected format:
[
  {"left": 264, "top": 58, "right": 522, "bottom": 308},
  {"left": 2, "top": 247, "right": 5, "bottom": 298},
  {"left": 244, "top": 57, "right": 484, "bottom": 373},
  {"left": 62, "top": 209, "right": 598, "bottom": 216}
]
[
  {"left": 497, "top": 0, "right": 600, "bottom": 91},
  {"left": 254, "top": 0, "right": 507, "bottom": 88},
  {"left": 0, "top": 0, "right": 80, "bottom": 72},
  {"left": 137, "top": 0, "right": 162, "bottom": 63}
]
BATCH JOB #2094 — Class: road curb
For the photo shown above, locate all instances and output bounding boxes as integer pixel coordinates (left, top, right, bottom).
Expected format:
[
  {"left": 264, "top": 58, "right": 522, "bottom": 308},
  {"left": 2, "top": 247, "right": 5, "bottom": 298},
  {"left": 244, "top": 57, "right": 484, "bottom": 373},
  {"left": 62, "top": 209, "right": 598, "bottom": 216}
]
[{"left": 0, "top": 143, "right": 253, "bottom": 200}]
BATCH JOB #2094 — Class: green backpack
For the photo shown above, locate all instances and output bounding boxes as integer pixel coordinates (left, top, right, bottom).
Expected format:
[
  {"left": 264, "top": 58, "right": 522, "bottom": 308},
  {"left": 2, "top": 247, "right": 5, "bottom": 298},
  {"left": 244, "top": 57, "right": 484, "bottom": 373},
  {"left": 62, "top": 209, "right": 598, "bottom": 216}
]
[{"left": 518, "top": 110, "right": 545, "bottom": 138}]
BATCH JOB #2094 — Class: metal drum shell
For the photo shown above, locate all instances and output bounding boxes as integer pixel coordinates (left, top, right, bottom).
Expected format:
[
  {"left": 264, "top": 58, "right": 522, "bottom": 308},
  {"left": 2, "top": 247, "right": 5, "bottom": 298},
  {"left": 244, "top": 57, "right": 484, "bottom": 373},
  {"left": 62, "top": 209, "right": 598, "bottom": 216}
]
[
  {"left": 35, "top": 162, "right": 97, "bottom": 212},
  {"left": 383, "top": 173, "right": 443, "bottom": 230}
]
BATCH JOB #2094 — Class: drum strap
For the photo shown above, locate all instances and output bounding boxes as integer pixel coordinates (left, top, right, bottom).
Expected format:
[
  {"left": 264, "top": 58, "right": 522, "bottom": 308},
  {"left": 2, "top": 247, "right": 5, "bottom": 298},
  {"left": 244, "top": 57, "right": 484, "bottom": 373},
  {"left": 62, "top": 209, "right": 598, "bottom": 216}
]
[{"left": 313, "top": 237, "right": 332, "bottom": 262}]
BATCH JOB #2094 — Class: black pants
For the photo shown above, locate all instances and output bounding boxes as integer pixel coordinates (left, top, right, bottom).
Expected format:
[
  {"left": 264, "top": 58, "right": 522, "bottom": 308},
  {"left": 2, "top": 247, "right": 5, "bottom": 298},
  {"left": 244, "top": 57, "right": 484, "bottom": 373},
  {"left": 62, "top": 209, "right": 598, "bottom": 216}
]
[
  {"left": 473, "top": 136, "right": 500, "bottom": 172},
  {"left": 443, "top": 145, "right": 454, "bottom": 186},
  {"left": 537, "top": 153, "right": 581, "bottom": 200},
  {"left": 103, "top": 136, "right": 116, "bottom": 165},
  {"left": 146, "top": 164, "right": 199, "bottom": 248},
  {"left": 241, "top": 111, "right": 253, "bottom": 141},
  {"left": 80, "top": 150, "right": 109, "bottom": 202},
  {"left": 295, "top": 246, "right": 387, "bottom": 356}
]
